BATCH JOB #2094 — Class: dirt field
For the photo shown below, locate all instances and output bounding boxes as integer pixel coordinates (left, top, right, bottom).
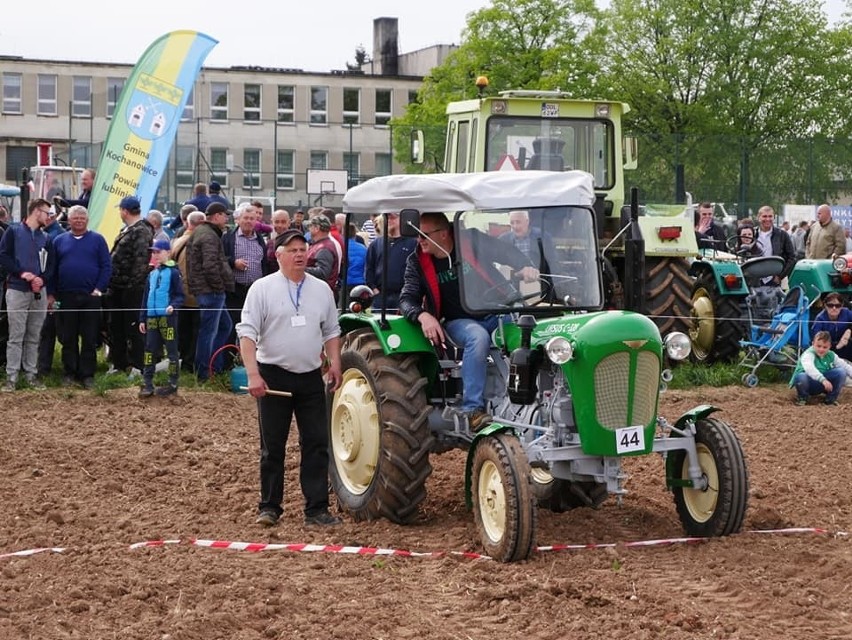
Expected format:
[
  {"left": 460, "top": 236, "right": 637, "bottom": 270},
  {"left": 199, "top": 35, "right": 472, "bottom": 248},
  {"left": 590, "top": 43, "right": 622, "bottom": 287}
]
[{"left": 1, "top": 383, "right": 850, "bottom": 640}]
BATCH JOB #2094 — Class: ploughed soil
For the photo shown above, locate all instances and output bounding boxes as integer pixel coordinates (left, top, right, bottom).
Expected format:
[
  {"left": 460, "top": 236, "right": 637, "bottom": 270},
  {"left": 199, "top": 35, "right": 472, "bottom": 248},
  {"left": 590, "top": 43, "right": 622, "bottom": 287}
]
[{"left": 1, "top": 383, "right": 850, "bottom": 640}]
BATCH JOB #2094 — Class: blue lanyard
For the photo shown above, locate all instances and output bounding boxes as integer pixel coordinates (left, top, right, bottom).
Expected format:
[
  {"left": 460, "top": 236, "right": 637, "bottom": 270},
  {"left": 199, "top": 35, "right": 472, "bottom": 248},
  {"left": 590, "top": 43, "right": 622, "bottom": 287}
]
[{"left": 288, "top": 278, "right": 304, "bottom": 313}]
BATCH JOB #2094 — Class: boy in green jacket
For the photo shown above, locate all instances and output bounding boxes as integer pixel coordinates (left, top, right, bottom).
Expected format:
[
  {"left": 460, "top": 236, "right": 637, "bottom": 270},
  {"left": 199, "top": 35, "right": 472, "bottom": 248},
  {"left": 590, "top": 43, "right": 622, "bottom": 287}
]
[{"left": 791, "top": 330, "right": 852, "bottom": 406}]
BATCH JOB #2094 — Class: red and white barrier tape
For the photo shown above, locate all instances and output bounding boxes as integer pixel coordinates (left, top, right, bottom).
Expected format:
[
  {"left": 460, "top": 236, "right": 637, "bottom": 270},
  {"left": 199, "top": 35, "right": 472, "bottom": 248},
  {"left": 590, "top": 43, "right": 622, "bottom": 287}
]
[{"left": 4, "top": 528, "right": 847, "bottom": 562}]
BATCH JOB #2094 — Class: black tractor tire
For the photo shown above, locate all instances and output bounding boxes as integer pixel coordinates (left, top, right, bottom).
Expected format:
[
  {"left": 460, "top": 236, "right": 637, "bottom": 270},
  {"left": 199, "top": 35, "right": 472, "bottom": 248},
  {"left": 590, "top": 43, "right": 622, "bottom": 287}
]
[
  {"left": 689, "top": 271, "right": 743, "bottom": 364},
  {"left": 328, "top": 329, "right": 433, "bottom": 524},
  {"left": 670, "top": 417, "right": 749, "bottom": 537},
  {"left": 531, "top": 469, "right": 608, "bottom": 513},
  {"left": 471, "top": 432, "right": 537, "bottom": 562},
  {"left": 645, "top": 257, "right": 693, "bottom": 336}
]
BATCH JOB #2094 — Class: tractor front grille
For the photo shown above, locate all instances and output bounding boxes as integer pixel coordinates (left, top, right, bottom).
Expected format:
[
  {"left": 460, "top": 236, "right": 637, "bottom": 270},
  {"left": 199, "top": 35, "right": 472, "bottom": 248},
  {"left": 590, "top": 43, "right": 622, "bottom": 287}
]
[{"left": 594, "top": 351, "right": 659, "bottom": 430}]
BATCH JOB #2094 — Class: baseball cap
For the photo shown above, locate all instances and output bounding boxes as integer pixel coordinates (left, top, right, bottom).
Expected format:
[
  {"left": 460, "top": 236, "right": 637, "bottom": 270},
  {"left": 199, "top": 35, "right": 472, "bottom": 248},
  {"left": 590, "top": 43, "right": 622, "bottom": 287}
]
[
  {"left": 205, "top": 202, "right": 229, "bottom": 217},
  {"left": 274, "top": 229, "right": 307, "bottom": 248},
  {"left": 209, "top": 181, "right": 221, "bottom": 192},
  {"left": 118, "top": 196, "right": 141, "bottom": 211},
  {"left": 308, "top": 215, "right": 331, "bottom": 232},
  {"left": 149, "top": 239, "right": 171, "bottom": 252}
]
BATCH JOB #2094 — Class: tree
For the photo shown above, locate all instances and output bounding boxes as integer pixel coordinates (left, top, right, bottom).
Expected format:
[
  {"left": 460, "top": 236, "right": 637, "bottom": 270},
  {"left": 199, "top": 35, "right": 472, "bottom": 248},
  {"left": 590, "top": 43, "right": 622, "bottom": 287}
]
[
  {"left": 345, "top": 45, "right": 370, "bottom": 72},
  {"left": 391, "top": 0, "right": 604, "bottom": 171}
]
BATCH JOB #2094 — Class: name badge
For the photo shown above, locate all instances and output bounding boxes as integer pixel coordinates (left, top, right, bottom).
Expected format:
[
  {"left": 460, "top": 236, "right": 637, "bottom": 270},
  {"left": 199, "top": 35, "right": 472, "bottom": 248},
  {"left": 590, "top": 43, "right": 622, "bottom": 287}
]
[{"left": 291, "top": 315, "right": 306, "bottom": 327}]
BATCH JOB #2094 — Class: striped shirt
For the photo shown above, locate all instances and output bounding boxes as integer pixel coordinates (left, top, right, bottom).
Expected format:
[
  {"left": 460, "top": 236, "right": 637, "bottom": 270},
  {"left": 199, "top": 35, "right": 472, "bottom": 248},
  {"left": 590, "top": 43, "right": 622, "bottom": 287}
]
[{"left": 234, "top": 230, "right": 264, "bottom": 285}]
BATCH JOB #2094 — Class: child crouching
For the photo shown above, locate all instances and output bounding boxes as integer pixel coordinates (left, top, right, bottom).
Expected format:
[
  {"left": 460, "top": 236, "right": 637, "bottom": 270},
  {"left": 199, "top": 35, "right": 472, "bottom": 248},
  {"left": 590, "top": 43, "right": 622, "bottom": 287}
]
[
  {"left": 139, "top": 239, "right": 184, "bottom": 398},
  {"left": 790, "top": 330, "right": 852, "bottom": 406}
]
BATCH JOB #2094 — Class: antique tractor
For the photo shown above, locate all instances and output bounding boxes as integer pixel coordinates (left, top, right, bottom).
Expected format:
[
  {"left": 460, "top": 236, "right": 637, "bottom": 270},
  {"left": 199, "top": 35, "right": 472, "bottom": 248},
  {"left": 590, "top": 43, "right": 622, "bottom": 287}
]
[{"left": 330, "top": 171, "right": 749, "bottom": 562}]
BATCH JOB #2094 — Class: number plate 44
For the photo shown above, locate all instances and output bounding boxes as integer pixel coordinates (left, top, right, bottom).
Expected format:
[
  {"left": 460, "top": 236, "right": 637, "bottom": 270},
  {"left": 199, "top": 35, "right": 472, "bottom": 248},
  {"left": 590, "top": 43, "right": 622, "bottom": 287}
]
[{"left": 616, "top": 426, "right": 645, "bottom": 454}]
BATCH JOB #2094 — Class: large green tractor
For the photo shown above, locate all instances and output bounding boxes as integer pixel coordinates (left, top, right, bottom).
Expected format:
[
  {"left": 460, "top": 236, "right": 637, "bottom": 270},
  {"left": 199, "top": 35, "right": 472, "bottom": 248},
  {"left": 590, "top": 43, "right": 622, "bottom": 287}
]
[
  {"left": 416, "top": 88, "right": 696, "bottom": 336},
  {"left": 329, "top": 171, "right": 749, "bottom": 562}
]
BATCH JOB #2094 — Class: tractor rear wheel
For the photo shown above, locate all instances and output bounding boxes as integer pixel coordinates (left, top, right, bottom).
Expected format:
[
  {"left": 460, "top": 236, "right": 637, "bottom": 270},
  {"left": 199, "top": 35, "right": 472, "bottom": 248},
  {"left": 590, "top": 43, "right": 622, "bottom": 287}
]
[
  {"left": 472, "top": 432, "right": 536, "bottom": 562},
  {"left": 689, "top": 272, "right": 743, "bottom": 363},
  {"left": 646, "top": 257, "right": 693, "bottom": 336},
  {"left": 671, "top": 417, "right": 749, "bottom": 537},
  {"left": 329, "top": 329, "right": 432, "bottom": 524}
]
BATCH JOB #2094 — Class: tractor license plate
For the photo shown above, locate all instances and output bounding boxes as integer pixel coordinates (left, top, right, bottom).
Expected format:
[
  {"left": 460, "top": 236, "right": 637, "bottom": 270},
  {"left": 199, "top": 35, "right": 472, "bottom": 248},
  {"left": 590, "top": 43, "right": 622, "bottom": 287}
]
[
  {"left": 541, "top": 103, "right": 559, "bottom": 117},
  {"left": 616, "top": 426, "right": 645, "bottom": 454}
]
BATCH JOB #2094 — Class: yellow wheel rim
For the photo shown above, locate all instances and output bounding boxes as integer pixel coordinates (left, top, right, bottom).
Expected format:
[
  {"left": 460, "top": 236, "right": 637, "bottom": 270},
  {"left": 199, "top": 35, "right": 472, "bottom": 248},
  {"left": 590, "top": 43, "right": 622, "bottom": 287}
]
[
  {"left": 330, "top": 368, "right": 380, "bottom": 495},
  {"left": 689, "top": 287, "right": 716, "bottom": 359},
  {"left": 477, "top": 459, "right": 507, "bottom": 543},
  {"left": 681, "top": 443, "right": 719, "bottom": 523}
]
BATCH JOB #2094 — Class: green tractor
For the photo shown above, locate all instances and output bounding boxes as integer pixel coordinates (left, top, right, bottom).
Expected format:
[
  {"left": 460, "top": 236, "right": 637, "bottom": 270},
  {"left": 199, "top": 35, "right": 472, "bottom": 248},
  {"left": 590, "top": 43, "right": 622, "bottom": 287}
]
[
  {"left": 414, "top": 87, "right": 697, "bottom": 336},
  {"left": 330, "top": 171, "right": 749, "bottom": 562}
]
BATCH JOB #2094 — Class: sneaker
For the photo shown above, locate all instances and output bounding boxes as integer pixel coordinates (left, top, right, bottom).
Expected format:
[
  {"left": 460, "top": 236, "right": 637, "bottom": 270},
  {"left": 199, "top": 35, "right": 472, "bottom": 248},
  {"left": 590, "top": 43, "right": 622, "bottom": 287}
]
[
  {"left": 26, "top": 377, "right": 47, "bottom": 391},
  {"left": 105, "top": 365, "right": 121, "bottom": 375},
  {"left": 82, "top": 377, "right": 95, "bottom": 390},
  {"left": 138, "top": 387, "right": 154, "bottom": 399},
  {"left": 794, "top": 398, "right": 807, "bottom": 406},
  {"left": 256, "top": 509, "right": 279, "bottom": 527},
  {"left": 823, "top": 399, "right": 840, "bottom": 406},
  {"left": 467, "top": 409, "right": 492, "bottom": 432},
  {"left": 1, "top": 380, "right": 15, "bottom": 393},
  {"left": 155, "top": 385, "right": 177, "bottom": 397},
  {"left": 304, "top": 511, "right": 342, "bottom": 527}
]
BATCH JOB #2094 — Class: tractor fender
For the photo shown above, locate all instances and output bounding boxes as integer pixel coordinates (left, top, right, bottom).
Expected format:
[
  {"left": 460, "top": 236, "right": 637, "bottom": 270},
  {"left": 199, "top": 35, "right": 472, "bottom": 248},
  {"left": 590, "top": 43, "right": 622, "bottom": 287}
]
[
  {"left": 688, "top": 259, "right": 750, "bottom": 295},
  {"left": 464, "top": 422, "right": 518, "bottom": 510},
  {"left": 664, "top": 404, "right": 722, "bottom": 481}
]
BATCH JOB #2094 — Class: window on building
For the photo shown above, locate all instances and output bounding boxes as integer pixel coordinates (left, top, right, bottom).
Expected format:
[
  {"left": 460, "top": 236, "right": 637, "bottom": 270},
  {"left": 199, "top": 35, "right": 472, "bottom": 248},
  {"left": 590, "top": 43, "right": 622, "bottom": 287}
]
[
  {"left": 37, "top": 74, "right": 57, "bottom": 116},
  {"left": 343, "top": 88, "right": 360, "bottom": 125},
  {"left": 375, "top": 89, "right": 392, "bottom": 126},
  {"left": 211, "top": 82, "right": 228, "bottom": 121},
  {"left": 343, "top": 152, "right": 360, "bottom": 186},
  {"left": 210, "top": 147, "right": 228, "bottom": 187},
  {"left": 309, "top": 151, "right": 327, "bottom": 170},
  {"left": 276, "top": 150, "right": 295, "bottom": 189},
  {"left": 243, "top": 149, "right": 261, "bottom": 190},
  {"left": 375, "top": 152, "right": 392, "bottom": 177},
  {"left": 175, "top": 146, "right": 195, "bottom": 188},
  {"left": 244, "top": 83, "right": 261, "bottom": 122},
  {"left": 277, "top": 85, "right": 294, "bottom": 123},
  {"left": 181, "top": 87, "right": 195, "bottom": 121},
  {"left": 107, "top": 77, "right": 125, "bottom": 118},
  {"left": 310, "top": 86, "right": 327, "bottom": 124},
  {"left": 72, "top": 76, "right": 92, "bottom": 118},
  {"left": 2, "top": 74, "right": 22, "bottom": 114}
]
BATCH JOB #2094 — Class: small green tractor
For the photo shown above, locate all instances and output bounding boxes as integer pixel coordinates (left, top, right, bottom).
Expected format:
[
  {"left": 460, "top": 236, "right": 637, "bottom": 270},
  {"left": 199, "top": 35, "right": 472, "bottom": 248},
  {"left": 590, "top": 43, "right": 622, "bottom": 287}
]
[{"left": 329, "top": 171, "right": 749, "bottom": 561}]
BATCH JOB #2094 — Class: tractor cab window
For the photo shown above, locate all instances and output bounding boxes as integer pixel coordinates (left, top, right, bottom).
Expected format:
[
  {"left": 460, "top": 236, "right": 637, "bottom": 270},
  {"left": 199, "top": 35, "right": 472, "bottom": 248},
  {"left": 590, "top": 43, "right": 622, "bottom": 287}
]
[
  {"left": 485, "top": 116, "right": 613, "bottom": 189},
  {"left": 454, "top": 206, "right": 602, "bottom": 314}
]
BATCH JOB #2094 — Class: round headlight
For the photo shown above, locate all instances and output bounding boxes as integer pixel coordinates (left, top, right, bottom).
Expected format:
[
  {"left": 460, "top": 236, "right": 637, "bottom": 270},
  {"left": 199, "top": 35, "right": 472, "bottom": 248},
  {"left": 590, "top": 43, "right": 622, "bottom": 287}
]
[
  {"left": 545, "top": 337, "right": 574, "bottom": 364},
  {"left": 664, "top": 332, "right": 692, "bottom": 361},
  {"left": 832, "top": 257, "right": 847, "bottom": 272}
]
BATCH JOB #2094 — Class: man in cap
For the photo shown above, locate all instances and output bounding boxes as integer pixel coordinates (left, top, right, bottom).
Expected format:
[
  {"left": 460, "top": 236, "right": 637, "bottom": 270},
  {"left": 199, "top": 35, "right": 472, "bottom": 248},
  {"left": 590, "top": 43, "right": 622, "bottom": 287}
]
[
  {"left": 237, "top": 228, "right": 342, "bottom": 528},
  {"left": 186, "top": 202, "right": 234, "bottom": 381},
  {"left": 107, "top": 195, "right": 154, "bottom": 377},
  {"left": 289, "top": 210, "right": 306, "bottom": 233},
  {"left": 207, "top": 181, "right": 230, "bottom": 210},
  {"left": 305, "top": 215, "right": 340, "bottom": 292}
]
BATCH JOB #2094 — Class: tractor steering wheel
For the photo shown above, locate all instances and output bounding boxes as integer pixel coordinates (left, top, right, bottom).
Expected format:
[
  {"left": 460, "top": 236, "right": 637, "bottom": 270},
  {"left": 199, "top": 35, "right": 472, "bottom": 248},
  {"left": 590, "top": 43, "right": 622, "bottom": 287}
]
[{"left": 480, "top": 276, "right": 554, "bottom": 307}]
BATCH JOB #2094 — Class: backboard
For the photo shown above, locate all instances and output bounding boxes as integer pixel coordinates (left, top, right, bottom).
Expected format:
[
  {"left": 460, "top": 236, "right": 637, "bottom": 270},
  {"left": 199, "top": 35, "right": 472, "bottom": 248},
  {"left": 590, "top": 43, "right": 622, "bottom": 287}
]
[{"left": 307, "top": 169, "right": 348, "bottom": 196}]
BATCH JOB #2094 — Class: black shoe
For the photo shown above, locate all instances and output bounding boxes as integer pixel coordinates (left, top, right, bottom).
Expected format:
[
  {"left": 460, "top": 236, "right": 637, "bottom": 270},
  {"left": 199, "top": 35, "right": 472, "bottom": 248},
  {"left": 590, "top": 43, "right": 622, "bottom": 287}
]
[
  {"left": 256, "top": 509, "right": 279, "bottom": 527},
  {"left": 304, "top": 511, "right": 342, "bottom": 527},
  {"left": 61, "top": 374, "right": 76, "bottom": 387},
  {"left": 155, "top": 385, "right": 177, "bottom": 397},
  {"left": 82, "top": 377, "right": 95, "bottom": 390},
  {"left": 138, "top": 387, "right": 154, "bottom": 399}
]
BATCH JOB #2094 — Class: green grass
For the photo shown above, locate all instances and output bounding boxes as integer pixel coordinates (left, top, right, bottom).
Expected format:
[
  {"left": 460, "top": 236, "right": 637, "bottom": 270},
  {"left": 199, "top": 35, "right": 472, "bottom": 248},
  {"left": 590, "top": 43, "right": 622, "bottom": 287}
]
[{"left": 667, "top": 353, "right": 792, "bottom": 389}]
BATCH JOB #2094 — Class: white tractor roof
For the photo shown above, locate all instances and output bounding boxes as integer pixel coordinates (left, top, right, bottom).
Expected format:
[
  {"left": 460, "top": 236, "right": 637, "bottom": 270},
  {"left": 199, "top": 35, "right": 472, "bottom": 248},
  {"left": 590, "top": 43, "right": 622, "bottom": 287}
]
[{"left": 343, "top": 170, "right": 595, "bottom": 214}]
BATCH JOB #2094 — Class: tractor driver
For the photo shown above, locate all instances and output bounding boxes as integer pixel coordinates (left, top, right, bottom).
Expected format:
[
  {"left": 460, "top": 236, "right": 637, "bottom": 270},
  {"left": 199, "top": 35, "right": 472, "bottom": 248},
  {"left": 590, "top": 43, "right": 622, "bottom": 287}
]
[{"left": 398, "top": 212, "right": 538, "bottom": 432}]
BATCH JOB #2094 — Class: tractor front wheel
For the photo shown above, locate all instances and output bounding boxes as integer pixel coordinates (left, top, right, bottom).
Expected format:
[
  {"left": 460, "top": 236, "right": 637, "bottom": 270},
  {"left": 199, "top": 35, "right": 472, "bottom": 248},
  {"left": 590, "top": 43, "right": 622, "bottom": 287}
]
[
  {"left": 329, "top": 330, "right": 432, "bottom": 524},
  {"left": 671, "top": 417, "right": 749, "bottom": 537},
  {"left": 472, "top": 433, "right": 536, "bottom": 562},
  {"left": 689, "top": 272, "right": 743, "bottom": 364}
]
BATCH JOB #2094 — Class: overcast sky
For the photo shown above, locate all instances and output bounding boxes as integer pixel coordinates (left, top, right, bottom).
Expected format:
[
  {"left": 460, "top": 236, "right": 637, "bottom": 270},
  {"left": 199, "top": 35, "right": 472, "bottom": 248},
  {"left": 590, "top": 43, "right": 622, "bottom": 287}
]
[{"left": 0, "top": 0, "right": 846, "bottom": 72}]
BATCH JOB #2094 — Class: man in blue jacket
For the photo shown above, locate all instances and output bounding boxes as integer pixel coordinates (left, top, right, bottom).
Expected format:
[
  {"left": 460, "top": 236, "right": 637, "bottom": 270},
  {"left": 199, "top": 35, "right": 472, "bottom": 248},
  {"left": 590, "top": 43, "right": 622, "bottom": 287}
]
[
  {"left": 52, "top": 205, "right": 112, "bottom": 388},
  {"left": 0, "top": 198, "right": 55, "bottom": 391}
]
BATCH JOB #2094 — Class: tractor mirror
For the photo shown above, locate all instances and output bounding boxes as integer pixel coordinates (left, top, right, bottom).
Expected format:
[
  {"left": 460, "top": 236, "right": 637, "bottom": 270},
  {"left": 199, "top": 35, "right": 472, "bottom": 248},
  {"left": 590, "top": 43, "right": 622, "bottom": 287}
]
[
  {"left": 623, "top": 136, "right": 638, "bottom": 170},
  {"left": 410, "top": 130, "right": 425, "bottom": 164},
  {"left": 399, "top": 209, "right": 421, "bottom": 238}
]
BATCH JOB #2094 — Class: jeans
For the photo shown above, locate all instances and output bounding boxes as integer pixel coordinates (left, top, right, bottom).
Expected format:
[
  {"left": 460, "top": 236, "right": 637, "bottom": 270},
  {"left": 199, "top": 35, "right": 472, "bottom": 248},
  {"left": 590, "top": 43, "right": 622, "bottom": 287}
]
[
  {"left": 256, "top": 364, "right": 330, "bottom": 517},
  {"left": 444, "top": 315, "right": 499, "bottom": 412},
  {"left": 793, "top": 367, "right": 847, "bottom": 403},
  {"left": 5, "top": 288, "right": 47, "bottom": 382},
  {"left": 195, "top": 292, "right": 232, "bottom": 379}
]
